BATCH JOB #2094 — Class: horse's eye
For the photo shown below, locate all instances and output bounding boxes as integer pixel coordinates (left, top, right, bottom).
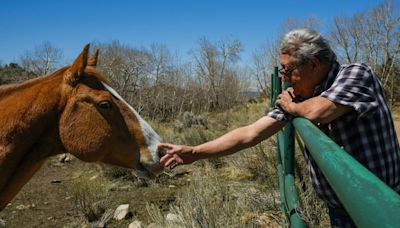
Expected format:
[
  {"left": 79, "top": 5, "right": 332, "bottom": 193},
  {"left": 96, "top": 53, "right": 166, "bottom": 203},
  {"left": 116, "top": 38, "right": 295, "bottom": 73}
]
[{"left": 98, "top": 101, "right": 112, "bottom": 109}]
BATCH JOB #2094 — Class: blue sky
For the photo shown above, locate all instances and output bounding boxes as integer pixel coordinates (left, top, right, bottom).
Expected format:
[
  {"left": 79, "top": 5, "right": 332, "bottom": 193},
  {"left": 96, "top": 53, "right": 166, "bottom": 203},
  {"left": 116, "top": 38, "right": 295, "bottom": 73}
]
[{"left": 0, "top": 0, "right": 391, "bottom": 64}]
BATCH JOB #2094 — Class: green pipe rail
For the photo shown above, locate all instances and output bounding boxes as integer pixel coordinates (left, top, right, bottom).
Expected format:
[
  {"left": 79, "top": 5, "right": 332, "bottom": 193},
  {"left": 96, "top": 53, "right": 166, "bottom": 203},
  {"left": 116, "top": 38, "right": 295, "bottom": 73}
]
[{"left": 271, "top": 67, "right": 400, "bottom": 227}]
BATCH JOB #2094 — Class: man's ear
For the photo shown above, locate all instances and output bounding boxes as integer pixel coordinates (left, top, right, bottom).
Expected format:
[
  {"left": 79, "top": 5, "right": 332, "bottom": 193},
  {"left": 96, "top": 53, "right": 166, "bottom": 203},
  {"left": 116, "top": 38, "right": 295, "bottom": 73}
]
[
  {"left": 88, "top": 49, "right": 99, "bottom": 67},
  {"left": 310, "top": 57, "right": 321, "bottom": 70},
  {"left": 64, "top": 44, "right": 90, "bottom": 86}
]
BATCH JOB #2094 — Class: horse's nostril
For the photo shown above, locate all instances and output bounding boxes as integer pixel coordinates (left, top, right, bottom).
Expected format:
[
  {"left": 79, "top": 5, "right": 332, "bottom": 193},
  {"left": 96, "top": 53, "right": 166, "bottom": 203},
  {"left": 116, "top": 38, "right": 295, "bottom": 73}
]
[{"left": 158, "top": 149, "right": 167, "bottom": 158}]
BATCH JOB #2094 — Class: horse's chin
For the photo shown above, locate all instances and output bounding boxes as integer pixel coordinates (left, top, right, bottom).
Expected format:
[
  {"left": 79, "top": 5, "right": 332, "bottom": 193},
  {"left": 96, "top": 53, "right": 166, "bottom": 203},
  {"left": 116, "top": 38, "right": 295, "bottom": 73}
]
[
  {"left": 134, "top": 169, "right": 152, "bottom": 179},
  {"left": 135, "top": 163, "right": 163, "bottom": 179}
]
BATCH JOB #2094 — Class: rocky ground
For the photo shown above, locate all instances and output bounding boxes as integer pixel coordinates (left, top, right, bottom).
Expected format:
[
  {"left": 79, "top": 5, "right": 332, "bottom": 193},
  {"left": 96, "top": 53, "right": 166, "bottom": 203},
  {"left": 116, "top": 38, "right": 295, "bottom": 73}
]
[{"left": 0, "top": 155, "right": 185, "bottom": 228}]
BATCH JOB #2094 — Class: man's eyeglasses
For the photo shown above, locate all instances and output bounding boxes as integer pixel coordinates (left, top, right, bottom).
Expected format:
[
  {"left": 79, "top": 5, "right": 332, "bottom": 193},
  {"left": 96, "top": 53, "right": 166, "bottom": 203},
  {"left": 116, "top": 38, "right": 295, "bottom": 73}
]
[{"left": 278, "top": 63, "right": 302, "bottom": 77}]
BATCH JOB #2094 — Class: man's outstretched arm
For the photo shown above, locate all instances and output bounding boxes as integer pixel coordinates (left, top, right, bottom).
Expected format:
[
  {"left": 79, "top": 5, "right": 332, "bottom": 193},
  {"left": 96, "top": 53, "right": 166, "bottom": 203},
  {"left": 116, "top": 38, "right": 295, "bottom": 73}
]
[{"left": 159, "top": 116, "right": 286, "bottom": 168}]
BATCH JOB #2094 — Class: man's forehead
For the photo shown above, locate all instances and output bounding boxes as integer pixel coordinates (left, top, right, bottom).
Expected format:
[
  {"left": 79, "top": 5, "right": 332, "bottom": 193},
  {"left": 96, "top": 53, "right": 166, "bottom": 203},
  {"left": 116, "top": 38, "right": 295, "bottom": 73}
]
[{"left": 280, "top": 53, "right": 297, "bottom": 65}]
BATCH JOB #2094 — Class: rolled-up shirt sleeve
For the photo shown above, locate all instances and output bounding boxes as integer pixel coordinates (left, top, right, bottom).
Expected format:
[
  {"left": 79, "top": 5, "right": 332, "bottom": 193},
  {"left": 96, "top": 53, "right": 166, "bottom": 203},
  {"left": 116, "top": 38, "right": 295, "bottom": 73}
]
[
  {"left": 319, "top": 64, "right": 378, "bottom": 118},
  {"left": 266, "top": 105, "right": 293, "bottom": 121}
]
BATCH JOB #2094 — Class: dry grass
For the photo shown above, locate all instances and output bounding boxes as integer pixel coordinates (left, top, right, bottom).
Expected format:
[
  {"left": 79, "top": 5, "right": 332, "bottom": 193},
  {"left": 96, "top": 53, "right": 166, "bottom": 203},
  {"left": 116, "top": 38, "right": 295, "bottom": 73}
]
[
  {"left": 70, "top": 177, "right": 109, "bottom": 223},
  {"left": 146, "top": 170, "right": 284, "bottom": 227},
  {"left": 144, "top": 101, "right": 329, "bottom": 227},
  {"left": 4, "top": 101, "right": 393, "bottom": 227}
]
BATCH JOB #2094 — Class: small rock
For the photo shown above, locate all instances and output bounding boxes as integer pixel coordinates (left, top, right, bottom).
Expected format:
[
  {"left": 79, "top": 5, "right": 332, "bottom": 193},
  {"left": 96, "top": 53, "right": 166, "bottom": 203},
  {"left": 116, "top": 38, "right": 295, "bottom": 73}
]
[
  {"left": 58, "top": 153, "right": 73, "bottom": 163},
  {"left": 166, "top": 213, "right": 179, "bottom": 222},
  {"left": 113, "top": 204, "right": 130, "bottom": 220},
  {"left": 16, "top": 204, "right": 30, "bottom": 210},
  {"left": 128, "top": 220, "right": 143, "bottom": 228},
  {"left": 89, "top": 175, "right": 98, "bottom": 180}
]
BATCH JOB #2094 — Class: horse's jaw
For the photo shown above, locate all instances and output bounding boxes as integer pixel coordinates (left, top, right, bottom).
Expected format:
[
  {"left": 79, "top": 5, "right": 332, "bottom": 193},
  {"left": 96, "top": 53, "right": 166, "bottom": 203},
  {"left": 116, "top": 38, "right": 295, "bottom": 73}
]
[{"left": 135, "top": 162, "right": 163, "bottom": 179}]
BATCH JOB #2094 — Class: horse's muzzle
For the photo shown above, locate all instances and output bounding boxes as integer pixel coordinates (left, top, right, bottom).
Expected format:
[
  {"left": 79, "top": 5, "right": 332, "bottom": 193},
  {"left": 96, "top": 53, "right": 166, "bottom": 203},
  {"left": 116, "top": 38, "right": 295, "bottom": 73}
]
[{"left": 157, "top": 148, "right": 167, "bottom": 158}]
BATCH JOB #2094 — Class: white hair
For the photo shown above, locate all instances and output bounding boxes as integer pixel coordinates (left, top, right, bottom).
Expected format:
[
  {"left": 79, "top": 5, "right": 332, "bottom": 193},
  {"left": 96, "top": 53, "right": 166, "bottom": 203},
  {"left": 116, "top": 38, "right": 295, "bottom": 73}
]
[{"left": 280, "top": 28, "right": 336, "bottom": 65}]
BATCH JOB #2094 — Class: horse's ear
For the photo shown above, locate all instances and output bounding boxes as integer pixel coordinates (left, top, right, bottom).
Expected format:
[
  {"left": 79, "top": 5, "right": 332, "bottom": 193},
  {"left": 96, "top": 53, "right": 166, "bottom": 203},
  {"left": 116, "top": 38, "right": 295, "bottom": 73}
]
[
  {"left": 88, "top": 49, "right": 99, "bottom": 67},
  {"left": 64, "top": 44, "right": 90, "bottom": 86}
]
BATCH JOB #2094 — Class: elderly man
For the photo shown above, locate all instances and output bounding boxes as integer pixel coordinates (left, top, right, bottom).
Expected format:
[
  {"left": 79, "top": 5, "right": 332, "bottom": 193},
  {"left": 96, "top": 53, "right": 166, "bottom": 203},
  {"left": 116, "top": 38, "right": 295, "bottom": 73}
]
[{"left": 158, "top": 28, "right": 400, "bottom": 227}]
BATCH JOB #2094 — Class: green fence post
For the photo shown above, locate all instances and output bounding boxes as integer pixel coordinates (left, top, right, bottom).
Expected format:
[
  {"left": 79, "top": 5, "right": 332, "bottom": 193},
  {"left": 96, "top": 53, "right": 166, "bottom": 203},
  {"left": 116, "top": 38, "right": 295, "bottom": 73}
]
[
  {"left": 272, "top": 67, "right": 287, "bottom": 216},
  {"left": 282, "top": 81, "right": 294, "bottom": 176},
  {"left": 271, "top": 66, "right": 305, "bottom": 227},
  {"left": 281, "top": 73, "right": 305, "bottom": 228},
  {"left": 270, "top": 73, "right": 275, "bottom": 107}
]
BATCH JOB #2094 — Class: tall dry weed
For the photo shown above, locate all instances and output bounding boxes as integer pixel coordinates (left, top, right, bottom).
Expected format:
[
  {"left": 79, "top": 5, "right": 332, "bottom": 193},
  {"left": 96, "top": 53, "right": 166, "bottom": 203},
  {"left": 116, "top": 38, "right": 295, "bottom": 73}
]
[{"left": 70, "top": 178, "right": 109, "bottom": 222}]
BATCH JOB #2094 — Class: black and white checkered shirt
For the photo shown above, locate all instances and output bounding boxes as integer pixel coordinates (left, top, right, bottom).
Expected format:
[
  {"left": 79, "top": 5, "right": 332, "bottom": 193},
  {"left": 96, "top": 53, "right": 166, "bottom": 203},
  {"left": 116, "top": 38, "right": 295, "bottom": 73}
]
[{"left": 267, "top": 61, "right": 400, "bottom": 208}]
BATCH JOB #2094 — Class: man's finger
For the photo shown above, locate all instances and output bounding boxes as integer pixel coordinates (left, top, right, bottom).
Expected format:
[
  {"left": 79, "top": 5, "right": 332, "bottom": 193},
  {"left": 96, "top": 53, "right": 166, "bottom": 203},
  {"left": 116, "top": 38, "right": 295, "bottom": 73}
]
[
  {"left": 157, "top": 143, "right": 174, "bottom": 150},
  {"left": 164, "top": 157, "right": 176, "bottom": 167},
  {"left": 160, "top": 154, "right": 173, "bottom": 164},
  {"left": 173, "top": 154, "right": 184, "bottom": 163}
]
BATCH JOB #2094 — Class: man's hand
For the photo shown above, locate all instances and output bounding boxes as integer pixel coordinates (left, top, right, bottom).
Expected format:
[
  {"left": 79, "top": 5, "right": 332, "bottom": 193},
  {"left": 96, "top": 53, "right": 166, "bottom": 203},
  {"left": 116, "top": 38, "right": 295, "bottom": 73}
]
[
  {"left": 276, "top": 88, "right": 297, "bottom": 115},
  {"left": 158, "top": 143, "right": 197, "bottom": 169}
]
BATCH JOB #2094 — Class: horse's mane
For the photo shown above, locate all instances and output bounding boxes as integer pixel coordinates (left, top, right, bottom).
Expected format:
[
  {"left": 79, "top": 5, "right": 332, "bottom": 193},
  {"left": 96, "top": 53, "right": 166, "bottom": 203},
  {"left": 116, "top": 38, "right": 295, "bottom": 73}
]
[{"left": 0, "top": 66, "right": 108, "bottom": 99}]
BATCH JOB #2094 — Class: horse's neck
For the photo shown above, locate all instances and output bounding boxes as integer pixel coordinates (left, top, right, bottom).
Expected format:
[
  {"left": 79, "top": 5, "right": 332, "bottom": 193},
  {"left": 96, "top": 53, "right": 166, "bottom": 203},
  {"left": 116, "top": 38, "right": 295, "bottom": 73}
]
[{"left": 0, "top": 74, "right": 65, "bottom": 195}]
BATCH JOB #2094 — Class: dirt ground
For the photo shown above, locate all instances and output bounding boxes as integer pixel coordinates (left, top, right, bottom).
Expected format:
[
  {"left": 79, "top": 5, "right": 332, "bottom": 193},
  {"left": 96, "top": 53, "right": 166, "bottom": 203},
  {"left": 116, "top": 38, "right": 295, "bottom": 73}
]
[{"left": 0, "top": 157, "right": 182, "bottom": 228}]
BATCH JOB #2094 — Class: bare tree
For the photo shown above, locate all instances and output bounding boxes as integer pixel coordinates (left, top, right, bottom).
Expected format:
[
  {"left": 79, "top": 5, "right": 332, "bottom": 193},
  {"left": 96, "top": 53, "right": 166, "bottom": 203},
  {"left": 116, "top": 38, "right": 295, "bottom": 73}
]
[
  {"left": 279, "top": 15, "right": 322, "bottom": 35},
  {"left": 94, "top": 41, "right": 197, "bottom": 120},
  {"left": 251, "top": 42, "right": 277, "bottom": 102},
  {"left": 192, "top": 36, "right": 244, "bottom": 111},
  {"left": 144, "top": 43, "right": 195, "bottom": 120},
  {"left": 94, "top": 41, "right": 152, "bottom": 106},
  {"left": 19, "top": 41, "right": 64, "bottom": 75},
  {"left": 328, "top": 0, "right": 400, "bottom": 106}
]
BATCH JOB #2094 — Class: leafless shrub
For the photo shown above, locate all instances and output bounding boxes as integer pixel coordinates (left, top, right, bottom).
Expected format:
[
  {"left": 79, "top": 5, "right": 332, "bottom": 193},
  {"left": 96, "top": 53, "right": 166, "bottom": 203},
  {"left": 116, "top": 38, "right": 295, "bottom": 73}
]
[{"left": 71, "top": 178, "right": 109, "bottom": 222}]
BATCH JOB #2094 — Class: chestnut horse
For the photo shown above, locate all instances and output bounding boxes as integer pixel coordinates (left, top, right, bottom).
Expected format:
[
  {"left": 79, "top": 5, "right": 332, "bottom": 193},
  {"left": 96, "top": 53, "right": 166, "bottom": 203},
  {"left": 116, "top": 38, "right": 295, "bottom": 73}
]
[{"left": 0, "top": 44, "right": 164, "bottom": 211}]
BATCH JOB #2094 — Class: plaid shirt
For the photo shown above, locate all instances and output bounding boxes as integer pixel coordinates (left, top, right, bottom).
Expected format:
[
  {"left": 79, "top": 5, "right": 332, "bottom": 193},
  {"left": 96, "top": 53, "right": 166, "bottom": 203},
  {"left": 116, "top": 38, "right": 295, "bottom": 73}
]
[{"left": 267, "top": 61, "right": 400, "bottom": 208}]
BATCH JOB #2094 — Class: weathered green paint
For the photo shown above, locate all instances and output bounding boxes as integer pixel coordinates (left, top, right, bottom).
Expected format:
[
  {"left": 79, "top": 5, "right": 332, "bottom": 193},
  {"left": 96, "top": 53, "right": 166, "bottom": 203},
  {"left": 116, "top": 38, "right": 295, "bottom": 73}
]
[
  {"left": 278, "top": 132, "right": 286, "bottom": 172},
  {"left": 282, "top": 81, "right": 295, "bottom": 176},
  {"left": 273, "top": 66, "right": 281, "bottom": 102},
  {"left": 285, "top": 175, "right": 306, "bottom": 228},
  {"left": 293, "top": 117, "right": 400, "bottom": 228},
  {"left": 272, "top": 66, "right": 306, "bottom": 227},
  {"left": 278, "top": 133, "right": 306, "bottom": 227},
  {"left": 271, "top": 73, "right": 275, "bottom": 106},
  {"left": 277, "top": 163, "right": 289, "bottom": 219}
]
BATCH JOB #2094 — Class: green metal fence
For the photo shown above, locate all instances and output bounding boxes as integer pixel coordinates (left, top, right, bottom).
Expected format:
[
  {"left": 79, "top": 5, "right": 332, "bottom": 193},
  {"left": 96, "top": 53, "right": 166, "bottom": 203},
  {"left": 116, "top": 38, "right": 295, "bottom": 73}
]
[{"left": 270, "top": 66, "right": 400, "bottom": 228}]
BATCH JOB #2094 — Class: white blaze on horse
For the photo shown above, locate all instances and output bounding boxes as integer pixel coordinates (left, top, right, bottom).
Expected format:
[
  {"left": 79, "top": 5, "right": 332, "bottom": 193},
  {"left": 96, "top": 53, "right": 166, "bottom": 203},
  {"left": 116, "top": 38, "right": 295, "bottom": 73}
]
[{"left": 0, "top": 44, "right": 165, "bottom": 210}]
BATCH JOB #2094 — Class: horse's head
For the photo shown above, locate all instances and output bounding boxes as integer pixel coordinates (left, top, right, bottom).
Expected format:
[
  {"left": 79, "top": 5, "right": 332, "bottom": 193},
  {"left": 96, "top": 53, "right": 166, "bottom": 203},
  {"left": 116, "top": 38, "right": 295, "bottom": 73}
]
[{"left": 58, "top": 44, "right": 164, "bottom": 178}]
